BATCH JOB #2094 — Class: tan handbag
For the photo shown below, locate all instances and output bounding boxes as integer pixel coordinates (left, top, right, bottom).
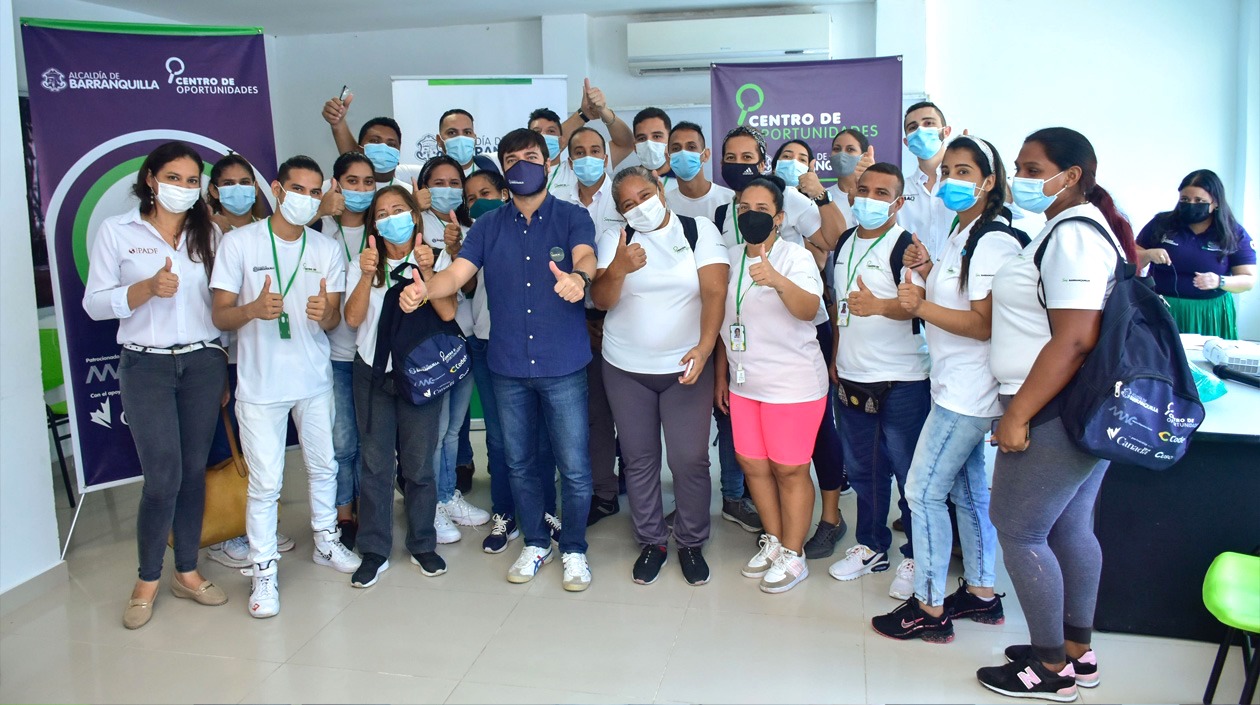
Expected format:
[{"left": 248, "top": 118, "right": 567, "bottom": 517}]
[{"left": 170, "top": 408, "right": 249, "bottom": 548}]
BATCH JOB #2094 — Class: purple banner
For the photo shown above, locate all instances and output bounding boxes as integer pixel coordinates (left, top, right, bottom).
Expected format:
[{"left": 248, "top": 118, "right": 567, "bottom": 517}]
[
  {"left": 710, "top": 57, "right": 903, "bottom": 187},
  {"left": 21, "top": 20, "right": 277, "bottom": 491}
]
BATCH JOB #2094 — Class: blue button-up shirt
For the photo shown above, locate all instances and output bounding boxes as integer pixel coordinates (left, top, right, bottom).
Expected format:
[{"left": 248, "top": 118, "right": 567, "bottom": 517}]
[{"left": 458, "top": 194, "right": 596, "bottom": 378}]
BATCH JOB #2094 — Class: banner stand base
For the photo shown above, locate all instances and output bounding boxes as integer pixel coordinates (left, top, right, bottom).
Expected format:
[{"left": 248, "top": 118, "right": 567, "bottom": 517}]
[{"left": 60, "top": 493, "right": 87, "bottom": 560}]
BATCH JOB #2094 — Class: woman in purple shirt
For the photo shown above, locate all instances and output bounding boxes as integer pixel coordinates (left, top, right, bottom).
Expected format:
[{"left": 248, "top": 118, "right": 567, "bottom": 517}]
[{"left": 1136, "top": 169, "right": 1255, "bottom": 339}]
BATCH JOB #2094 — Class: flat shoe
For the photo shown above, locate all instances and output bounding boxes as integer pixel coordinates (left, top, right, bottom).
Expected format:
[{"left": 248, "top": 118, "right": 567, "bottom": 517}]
[
  {"left": 123, "top": 598, "right": 153, "bottom": 629},
  {"left": 170, "top": 578, "right": 228, "bottom": 606}
]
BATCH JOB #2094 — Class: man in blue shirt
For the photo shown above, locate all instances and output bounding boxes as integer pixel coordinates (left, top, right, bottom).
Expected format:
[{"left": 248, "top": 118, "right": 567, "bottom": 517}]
[{"left": 401, "top": 128, "right": 598, "bottom": 592}]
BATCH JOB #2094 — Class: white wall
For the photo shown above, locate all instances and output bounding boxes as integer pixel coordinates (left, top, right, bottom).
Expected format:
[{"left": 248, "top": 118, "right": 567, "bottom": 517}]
[{"left": 0, "top": 0, "right": 63, "bottom": 596}]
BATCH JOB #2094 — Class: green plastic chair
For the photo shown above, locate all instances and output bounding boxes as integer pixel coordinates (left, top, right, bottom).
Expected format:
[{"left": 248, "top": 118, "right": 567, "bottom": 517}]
[
  {"left": 39, "top": 328, "right": 76, "bottom": 508},
  {"left": 1202, "top": 551, "right": 1260, "bottom": 703}
]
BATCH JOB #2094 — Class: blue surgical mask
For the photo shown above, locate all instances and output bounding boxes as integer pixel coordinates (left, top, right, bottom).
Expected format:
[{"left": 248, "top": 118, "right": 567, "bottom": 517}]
[
  {"left": 430, "top": 186, "right": 463, "bottom": 214},
  {"left": 543, "top": 134, "right": 561, "bottom": 161},
  {"left": 775, "top": 159, "right": 808, "bottom": 187},
  {"left": 851, "top": 196, "right": 894, "bottom": 230},
  {"left": 906, "top": 127, "right": 942, "bottom": 161},
  {"left": 363, "top": 143, "right": 400, "bottom": 173},
  {"left": 937, "top": 178, "right": 981, "bottom": 212},
  {"left": 669, "top": 151, "right": 703, "bottom": 181},
  {"left": 572, "top": 156, "right": 605, "bottom": 187},
  {"left": 1011, "top": 172, "right": 1064, "bottom": 214},
  {"left": 217, "top": 184, "right": 255, "bottom": 216},
  {"left": 343, "top": 188, "right": 373, "bottom": 213},
  {"left": 375, "top": 211, "right": 415, "bottom": 245},
  {"left": 444, "top": 135, "right": 476, "bottom": 165}
]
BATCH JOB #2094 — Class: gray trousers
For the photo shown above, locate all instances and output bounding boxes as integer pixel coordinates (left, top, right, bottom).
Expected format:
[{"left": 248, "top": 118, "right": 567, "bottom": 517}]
[
  {"left": 587, "top": 343, "right": 619, "bottom": 501},
  {"left": 353, "top": 358, "right": 442, "bottom": 557},
  {"left": 990, "top": 396, "right": 1109, "bottom": 665},
  {"left": 602, "top": 359, "right": 714, "bottom": 548}
]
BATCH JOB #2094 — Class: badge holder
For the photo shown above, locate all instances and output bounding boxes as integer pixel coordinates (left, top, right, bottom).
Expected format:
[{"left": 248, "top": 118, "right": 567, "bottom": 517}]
[
  {"left": 278, "top": 312, "right": 292, "bottom": 340},
  {"left": 729, "top": 323, "right": 746, "bottom": 352},
  {"left": 837, "top": 301, "right": 850, "bottom": 327}
]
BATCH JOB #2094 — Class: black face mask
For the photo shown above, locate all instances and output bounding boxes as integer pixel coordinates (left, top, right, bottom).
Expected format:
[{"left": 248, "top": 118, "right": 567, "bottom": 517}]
[
  {"left": 737, "top": 210, "right": 775, "bottom": 245},
  {"left": 722, "top": 162, "right": 762, "bottom": 192},
  {"left": 1176, "top": 201, "right": 1212, "bottom": 225}
]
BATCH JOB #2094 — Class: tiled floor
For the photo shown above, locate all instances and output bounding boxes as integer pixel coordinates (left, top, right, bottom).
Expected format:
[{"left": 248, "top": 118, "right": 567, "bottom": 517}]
[{"left": 1, "top": 437, "right": 1249, "bottom": 704}]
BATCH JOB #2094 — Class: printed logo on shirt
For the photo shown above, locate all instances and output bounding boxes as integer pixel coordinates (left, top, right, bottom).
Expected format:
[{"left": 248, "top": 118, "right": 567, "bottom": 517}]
[
  {"left": 1203, "top": 242, "right": 1223, "bottom": 252},
  {"left": 865, "top": 260, "right": 883, "bottom": 270},
  {"left": 128, "top": 247, "right": 159, "bottom": 255},
  {"left": 1060, "top": 277, "right": 1091, "bottom": 283},
  {"left": 303, "top": 264, "right": 320, "bottom": 273},
  {"left": 252, "top": 265, "right": 275, "bottom": 272}
]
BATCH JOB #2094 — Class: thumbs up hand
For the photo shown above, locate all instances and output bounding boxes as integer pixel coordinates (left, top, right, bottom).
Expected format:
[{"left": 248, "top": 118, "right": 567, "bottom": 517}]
[
  {"left": 318, "top": 177, "right": 345, "bottom": 219},
  {"left": 550, "top": 260, "right": 585, "bottom": 303},
  {"left": 581, "top": 77, "right": 607, "bottom": 120},
  {"left": 797, "top": 158, "right": 825, "bottom": 199},
  {"left": 149, "top": 256, "right": 179, "bottom": 298},
  {"left": 748, "top": 243, "right": 780, "bottom": 289},
  {"left": 443, "top": 211, "right": 463, "bottom": 256},
  {"left": 321, "top": 92, "right": 353, "bottom": 126},
  {"left": 903, "top": 232, "right": 932, "bottom": 273},
  {"left": 399, "top": 268, "right": 428, "bottom": 313},
  {"left": 847, "top": 275, "right": 880, "bottom": 317},
  {"left": 855, "top": 145, "right": 875, "bottom": 181},
  {"left": 612, "top": 228, "right": 646, "bottom": 275},
  {"left": 306, "top": 277, "right": 330, "bottom": 322},
  {"left": 897, "top": 269, "right": 924, "bottom": 314},
  {"left": 414, "top": 241, "right": 436, "bottom": 273},
  {"left": 250, "top": 274, "right": 285, "bottom": 321},
  {"left": 359, "top": 234, "right": 379, "bottom": 274},
  {"left": 411, "top": 178, "right": 432, "bottom": 211}
]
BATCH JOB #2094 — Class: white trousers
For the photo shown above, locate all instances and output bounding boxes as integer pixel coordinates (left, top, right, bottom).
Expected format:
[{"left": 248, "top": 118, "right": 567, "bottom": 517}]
[{"left": 237, "top": 390, "right": 339, "bottom": 566}]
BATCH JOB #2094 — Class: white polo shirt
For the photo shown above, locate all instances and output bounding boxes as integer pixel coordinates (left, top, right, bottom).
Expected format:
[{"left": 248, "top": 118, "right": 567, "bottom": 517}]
[
  {"left": 83, "top": 207, "right": 222, "bottom": 347},
  {"left": 346, "top": 249, "right": 453, "bottom": 371},
  {"left": 571, "top": 175, "right": 626, "bottom": 233},
  {"left": 320, "top": 215, "right": 367, "bottom": 363},
  {"left": 825, "top": 185, "right": 857, "bottom": 229},
  {"left": 720, "top": 239, "right": 828, "bottom": 404},
  {"left": 925, "top": 216, "right": 1023, "bottom": 417},
  {"left": 545, "top": 159, "right": 576, "bottom": 198},
  {"left": 831, "top": 224, "right": 930, "bottom": 384},
  {"left": 898, "top": 165, "right": 954, "bottom": 261},
  {"left": 595, "top": 212, "right": 728, "bottom": 374},
  {"left": 665, "top": 179, "right": 734, "bottom": 223},
  {"left": 991, "top": 203, "right": 1121, "bottom": 395},
  {"left": 209, "top": 219, "right": 346, "bottom": 404}
]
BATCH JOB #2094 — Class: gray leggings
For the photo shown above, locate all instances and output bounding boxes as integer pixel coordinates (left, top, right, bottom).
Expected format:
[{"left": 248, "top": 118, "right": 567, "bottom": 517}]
[{"left": 989, "top": 398, "right": 1109, "bottom": 665}]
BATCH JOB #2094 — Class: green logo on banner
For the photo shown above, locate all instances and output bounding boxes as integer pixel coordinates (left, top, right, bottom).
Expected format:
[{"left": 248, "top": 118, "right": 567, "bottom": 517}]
[{"left": 735, "top": 83, "right": 764, "bottom": 126}]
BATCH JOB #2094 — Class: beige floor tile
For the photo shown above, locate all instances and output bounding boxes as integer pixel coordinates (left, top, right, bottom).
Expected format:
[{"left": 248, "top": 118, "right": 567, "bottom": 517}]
[
  {"left": 242, "top": 662, "right": 458, "bottom": 704},
  {"left": 861, "top": 626, "right": 1022, "bottom": 704},
  {"left": 523, "top": 536, "right": 699, "bottom": 609},
  {"left": 0, "top": 581, "right": 139, "bottom": 647},
  {"left": 1085, "top": 632, "right": 1249, "bottom": 703},
  {"left": 444, "top": 680, "right": 651, "bottom": 704}
]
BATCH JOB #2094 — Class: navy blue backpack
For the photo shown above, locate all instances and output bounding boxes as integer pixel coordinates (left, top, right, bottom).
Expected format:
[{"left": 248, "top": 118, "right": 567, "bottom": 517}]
[
  {"left": 371, "top": 261, "right": 469, "bottom": 410},
  {"left": 1035, "top": 216, "right": 1204, "bottom": 470}
]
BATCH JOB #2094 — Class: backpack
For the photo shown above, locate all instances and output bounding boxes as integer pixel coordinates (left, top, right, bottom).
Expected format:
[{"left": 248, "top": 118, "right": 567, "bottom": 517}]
[
  {"left": 370, "top": 261, "right": 469, "bottom": 414},
  {"left": 831, "top": 225, "right": 922, "bottom": 333},
  {"left": 625, "top": 213, "right": 699, "bottom": 250},
  {"left": 1033, "top": 216, "right": 1204, "bottom": 471}
]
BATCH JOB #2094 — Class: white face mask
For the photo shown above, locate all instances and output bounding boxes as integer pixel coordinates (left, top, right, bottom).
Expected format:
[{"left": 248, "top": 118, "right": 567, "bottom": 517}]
[
  {"left": 624, "top": 195, "right": 668, "bottom": 233},
  {"left": 278, "top": 190, "right": 320, "bottom": 226},
  {"left": 156, "top": 182, "right": 201, "bottom": 213},
  {"left": 634, "top": 140, "right": 668, "bottom": 170}
]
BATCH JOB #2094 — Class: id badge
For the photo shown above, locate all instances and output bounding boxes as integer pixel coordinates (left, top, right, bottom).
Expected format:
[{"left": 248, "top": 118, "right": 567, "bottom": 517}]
[
  {"left": 278, "top": 312, "right": 292, "bottom": 340},
  {"left": 836, "top": 301, "right": 851, "bottom": 328},
  {"left": 729, "top": 323, "right": 746, "bottom": 352},
  {"left": 735, "top": 365, "right": 746, "bottom": 385}
]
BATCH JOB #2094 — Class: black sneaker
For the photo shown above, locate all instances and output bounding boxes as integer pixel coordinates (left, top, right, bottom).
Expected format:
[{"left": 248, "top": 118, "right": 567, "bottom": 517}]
[
  {"left": 678, "top": 546, "right": 709, "bottom": 586},
  {"left": 482, "top": 513, "right": 519, "bottom": 554},
  {"left": 870, "top": 597, "right": 954, "bottom": 643},
  {"left": 803, "top": 516, "right": 848, "bottom": 559},
  {"left": 721, "top": 497, "right": 763, "bottom": 533},
  {"left": 892, "top": 517, "right": 905, "bottom": 533},
  {"left": 1005, "top": 645, "right": 1099, "bottom": 688},
  {"left": 455, "top": 463, "right": 475, "bottom": 494},
  {"left": 977, "top": 657, "right": 1078, "bottom": 702},
  {"left": 337, "top": 519, "right": 358, "bottom": 552},
  {"left": 587, "top": 496, "right": 620, "bottom": 526},
  {"left": 350, "top": 552, "right": 389, "bottom": 588},
  {"left": 410, "top": 551, "right": 447, "bottom": 577},
  {"left": 544, "top": 512, "right": 562, "bottom": 543},
  {"left": 632, "top": 544, "right": 668, "bottom": 585},
  {"left": 943, "top": 578, "right": 1006, "bottom": 624}
]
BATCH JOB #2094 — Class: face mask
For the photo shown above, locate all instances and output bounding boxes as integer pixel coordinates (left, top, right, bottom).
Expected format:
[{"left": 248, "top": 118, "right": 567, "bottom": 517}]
[
  {"left": 216, "top": 184, "right": 254, "bottom": 216},
  {"left": 722, "top": 162, "right": 762, "bottom": 192},
  {"left": 572, "top": 156, "right": 605, "bottom": 187},
  {"left": 375, "top": 211, "right": 415, "bottom": 245},
  {"left": 669, "top": 151, "right": 703, "bottom": 182},
  {"left": 635, "top": 140, "right": 667, "bottom": 170},
  {"left": 156, "top": 182, "right": 200, "bottom": 213},
  {"left": 343, "top": 189, "right": 373, "bottom": 213},
  {"left": 444, "top": 135, "right": 476, "bottom": 165},
  {"left": 937, "top": 178, "right": 982, "bottom": 212},
  {"left": 505, "top": 160, "right": 547, "bottom": 196},
  {"left": 278, "top": 190, "right": 320, "bottom": 227},
  {"left": 1176, "top": 201, "right": 1212, "bottom": 224},
  {"left": 430, "top": 186, "right": 463, "bottom": 214},
  {"left": 775, "top": 159, "right": 808, "bottom": 187},
  {"left": 1010, "top": 172, "right": 1064, "bottom": 214},
  {"left": 624, "top": 196, "right": 667, "bottom": 233},
  {"left": 833, "top": 151, "right": 860, "bottom": 177},
  {"left": 737, "top": 210, "right": 775, "bottom": 245},
  {"left": 469, "top": 197, "right": 506, "bottom": 220},
  {"left": 906, "top": 127, "right": 943, "bottom": 160},
  {"left": 851, "top": 197, "right": 894, "bottom": 230},
  {"left": 542, "top": 134, "right": 561, "bottom": 161},
  {"left": 363, "top": 143, "right": 400, "bottom": 173}
]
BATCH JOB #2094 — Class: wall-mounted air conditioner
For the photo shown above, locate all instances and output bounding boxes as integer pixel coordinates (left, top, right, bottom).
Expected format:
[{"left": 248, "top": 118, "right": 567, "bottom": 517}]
[{"left": 627, "top": 14, "right": 832, "bottom": 76}]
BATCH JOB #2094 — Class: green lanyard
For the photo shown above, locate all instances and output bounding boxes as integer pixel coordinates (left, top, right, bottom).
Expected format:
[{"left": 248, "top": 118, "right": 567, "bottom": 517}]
[
  {"left": 732, "top": 207, "right": 743, "bottom": 244},
  {"left": 267, "top": 218, "right": 307, "bottom": 300},
  {"left": 546, "top": 162, "right": 562, "bottom": 191},
  {"left": 337, "top": 219, "right": 368, "bottom": 262},
  {"left": 734, "top": 250, "right": 758, "bottom": 322},
  {"left": 844, "top": 231, "right": 889, "bottom": 293}
]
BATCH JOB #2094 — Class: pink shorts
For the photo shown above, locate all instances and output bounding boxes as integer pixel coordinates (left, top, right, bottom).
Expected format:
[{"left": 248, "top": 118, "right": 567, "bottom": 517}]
[{"left": 729, "top": 392, "right": 826, "bottom": 466}]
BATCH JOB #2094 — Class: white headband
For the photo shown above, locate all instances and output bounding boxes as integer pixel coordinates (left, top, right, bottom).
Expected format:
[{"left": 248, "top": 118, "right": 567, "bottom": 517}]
[{"left": 954, "top": 135, "right": 995, "bottom": 173}]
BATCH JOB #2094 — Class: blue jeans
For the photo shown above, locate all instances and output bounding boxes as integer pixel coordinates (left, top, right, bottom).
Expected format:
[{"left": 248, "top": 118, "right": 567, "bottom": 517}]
[
  {"left": 332, "top": 360, "right": 360, "bottom": 508},
  {"left": 469, "top": 337, "right": 556, "bottom": 517},
  {"left": 713, "top": 406, "right": 744, "bottom": 501},
  {"left": 492, "top": 369, "right": 591, "bottom": 554},
  {"left": 905, "top": 403, "right": 998, "bottom": 606},
  {"left": 433, "top": 372, "right": 474, "bottom": 503},
  {"left": 837, "top": 378, "right": 930, "bottom": 558}
]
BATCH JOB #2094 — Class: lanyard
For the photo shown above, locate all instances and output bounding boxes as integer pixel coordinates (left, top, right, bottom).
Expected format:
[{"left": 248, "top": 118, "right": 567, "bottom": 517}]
[
  {"left": 844, "top": 231, "right": 889, "bottom": 293},
  {"left": 267, "top": 218, "right": 306, "bottom": 300},
  {"left": 732, "top": 206, "right": 743, "bottom": 244},
  {"left": 546, "top": 162, "right": 561, "bottom": 191},
  {"left": 337, "top": 219, "right": 368, "bottom": 262},
  {"left": 734, "top": 250, "right": 758, "bottom": 320}
]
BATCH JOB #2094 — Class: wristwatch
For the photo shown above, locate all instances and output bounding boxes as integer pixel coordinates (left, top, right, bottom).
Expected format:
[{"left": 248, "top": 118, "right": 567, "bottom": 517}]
[
  {"left": 578, "top": 109, "right": 593, "bottom": 123},
  {"left": 813, "top": 190, "right": 831, "bottom": 205},
  {"left": 575, "top": 270, "right": 592, "bottom": 290}
]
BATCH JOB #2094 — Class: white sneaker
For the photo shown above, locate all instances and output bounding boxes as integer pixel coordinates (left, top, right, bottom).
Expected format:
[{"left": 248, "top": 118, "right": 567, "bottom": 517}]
[
  {"left": 276, "top": 532, "right": 295, "bottom": 552},
  {"left": 507, "top": 545, "right": 554, "bottom": 584},
  {"left": 741, "top": 534, "right": 782, "bottom": 578},
  {"left": 561, "top": 552, "right": 591, "bottom": 592},
  {"left": 439, "top": 490, "right": 490, "bottom": 526},
  {"left": 759, "top": 547, "right": 809, "bottom": 593},
  {"left": 312, "top": 529, "right": 361, "bottom": 573},
  {"left": 206, "top": 535, "right": 251, "bottom": 568},
  {"left": 889, "top": 558, "right": 915, "bottom": 600},
  {"left": 248, "top": 561, "right": 279, "bottom": 618},
  {"left": 434, "top": 506, "right": 462, "bottom": 544},
  {"left": 828, "top": 544, "right": 891, "bottom": 581}
]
